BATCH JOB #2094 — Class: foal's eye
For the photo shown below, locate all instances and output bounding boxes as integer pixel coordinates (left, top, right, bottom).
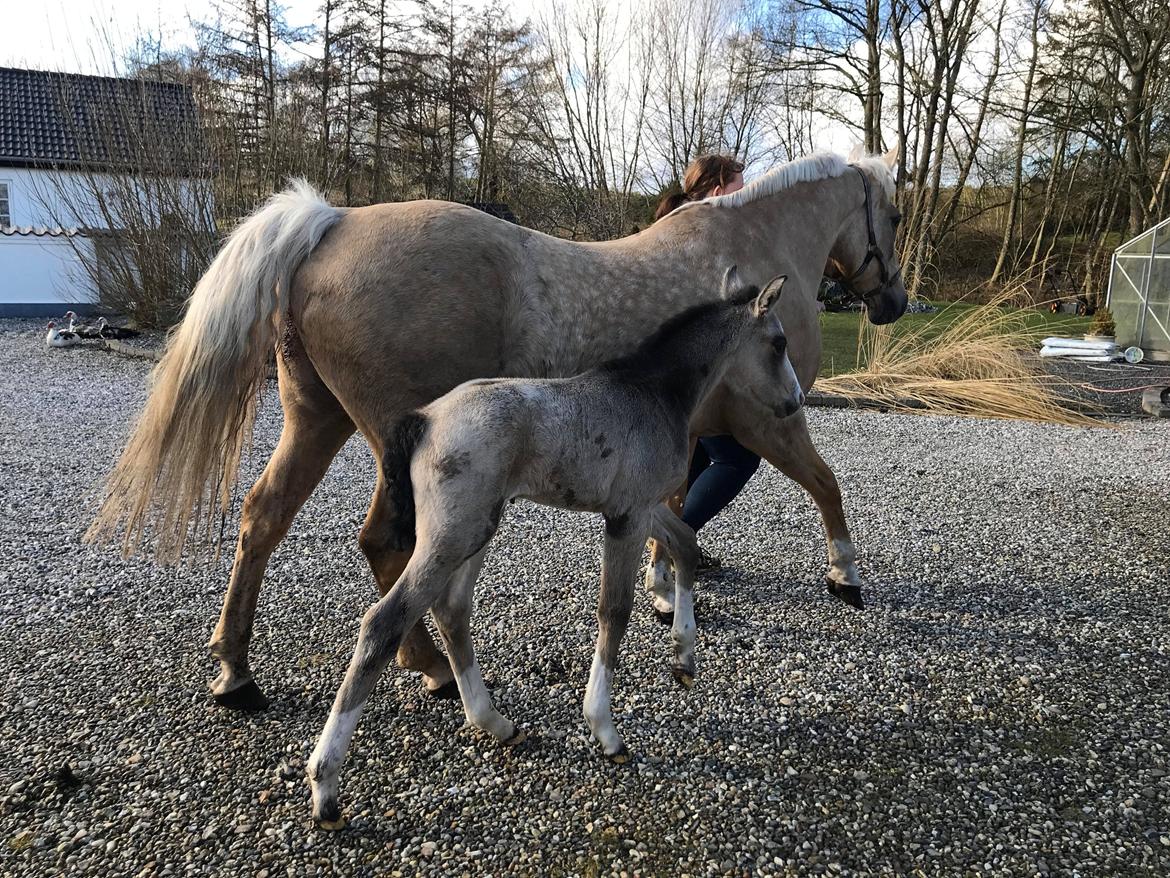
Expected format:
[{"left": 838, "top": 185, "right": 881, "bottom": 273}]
[{"left": 772, "top": 336, "right": 788, "bottom": 356}]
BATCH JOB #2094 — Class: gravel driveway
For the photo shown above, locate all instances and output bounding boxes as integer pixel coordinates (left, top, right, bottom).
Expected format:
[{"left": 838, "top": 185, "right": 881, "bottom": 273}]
[{"left": 1, "top": 320, "right": 1168, "bottom": 877}]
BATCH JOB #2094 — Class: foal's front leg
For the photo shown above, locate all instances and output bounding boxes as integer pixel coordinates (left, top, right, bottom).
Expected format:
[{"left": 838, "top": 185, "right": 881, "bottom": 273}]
[
  {"left": 649, "top": 505, "right": 700, "bottom": 687},
  {"left": 585, "top": 512, "right": 649, "bottom": 762}
]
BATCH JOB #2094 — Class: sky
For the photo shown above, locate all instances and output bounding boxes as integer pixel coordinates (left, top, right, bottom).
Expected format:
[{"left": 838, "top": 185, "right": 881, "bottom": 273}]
[{"left": 2, "top": 0, "right": 321, "bottom": 73}]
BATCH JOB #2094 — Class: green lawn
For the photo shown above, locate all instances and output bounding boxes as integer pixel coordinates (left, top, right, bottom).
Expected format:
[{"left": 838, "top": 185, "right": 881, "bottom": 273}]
[{"left": 818, "top": 302, "right": 1093, "bottom": 377}]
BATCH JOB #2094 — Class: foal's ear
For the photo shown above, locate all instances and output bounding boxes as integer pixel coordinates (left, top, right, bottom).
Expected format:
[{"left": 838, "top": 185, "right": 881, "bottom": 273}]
[
  {"left": 847, "top": 143, "right": 865, "bottom": 163},
  {"left": 882, "top": 143, "right": 900, "bottom": 170},
  {"left": 753, "top": 275, "right": 787, "bottom": 318},
  {"left": 720, "top": 264, "right": 745, "bottom": 299}
]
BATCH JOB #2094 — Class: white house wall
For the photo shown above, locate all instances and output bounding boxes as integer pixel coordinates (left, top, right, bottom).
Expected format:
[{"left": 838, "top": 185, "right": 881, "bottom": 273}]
[
  {"left": 0, "top": 166, "right": 208, "bottom": 230},
  {"left": 0, "top": 234, "right": 98, "bottom": 314}
]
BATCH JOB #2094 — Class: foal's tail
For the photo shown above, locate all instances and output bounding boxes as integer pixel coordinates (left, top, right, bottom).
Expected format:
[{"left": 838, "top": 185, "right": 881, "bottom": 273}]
[
  {"left": 382, "top": 412, "right": 429, "bottom": 551},
  {"left": 87, "top": 180, "right": 344, "bottom": 560}
]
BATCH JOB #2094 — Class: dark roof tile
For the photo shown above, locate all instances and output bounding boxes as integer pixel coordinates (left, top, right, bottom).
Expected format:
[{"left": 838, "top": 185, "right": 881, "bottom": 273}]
[{"left": 0, "top": 66, "right": 203, "bottom": 174}]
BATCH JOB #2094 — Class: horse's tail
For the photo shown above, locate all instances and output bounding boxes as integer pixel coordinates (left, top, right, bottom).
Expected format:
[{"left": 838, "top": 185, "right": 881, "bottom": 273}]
[
  {"left": 382, "top": 412, "right": 429, "bottom": 551},
  {"left": 87, "top": 180, "right": 344, "bottom": 560}
]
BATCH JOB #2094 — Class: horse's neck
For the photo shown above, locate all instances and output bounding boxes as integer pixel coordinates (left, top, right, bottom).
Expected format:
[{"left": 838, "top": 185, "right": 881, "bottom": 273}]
[{"left": 533, "top": 175, "right": 852, "bottom": 375}]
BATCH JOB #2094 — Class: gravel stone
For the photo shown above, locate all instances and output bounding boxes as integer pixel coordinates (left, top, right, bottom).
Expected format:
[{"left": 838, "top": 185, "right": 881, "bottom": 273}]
[{"left": 1, "top": 319, "right": 1168, "bottom": 876}]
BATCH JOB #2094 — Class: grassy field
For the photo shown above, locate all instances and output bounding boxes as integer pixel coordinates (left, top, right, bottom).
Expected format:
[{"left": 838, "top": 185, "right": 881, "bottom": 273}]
[{"left": 818, "top": 302, "right": 1093, "bottom": 377}]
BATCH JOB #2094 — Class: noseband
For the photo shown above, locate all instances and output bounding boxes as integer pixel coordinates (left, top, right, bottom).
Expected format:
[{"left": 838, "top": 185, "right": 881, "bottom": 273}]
[{"left": 840, "top": 166, "right": 901, "bottom": 302}]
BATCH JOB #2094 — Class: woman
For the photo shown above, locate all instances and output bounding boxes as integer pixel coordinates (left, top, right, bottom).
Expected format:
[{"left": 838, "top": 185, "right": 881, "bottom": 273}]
[{"left": 655, "top": 154, "right": 760, "bottom": 571}]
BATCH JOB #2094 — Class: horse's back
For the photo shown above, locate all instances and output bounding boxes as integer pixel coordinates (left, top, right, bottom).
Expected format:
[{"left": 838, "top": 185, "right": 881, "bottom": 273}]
[{"left": 289, "top": 201, "right": 535, "bottom": 438}]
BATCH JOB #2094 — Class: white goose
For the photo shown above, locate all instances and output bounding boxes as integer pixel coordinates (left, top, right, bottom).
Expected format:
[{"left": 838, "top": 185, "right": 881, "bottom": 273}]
[{"left": 45, "top": 320, "right": 80, "bottom": 348}]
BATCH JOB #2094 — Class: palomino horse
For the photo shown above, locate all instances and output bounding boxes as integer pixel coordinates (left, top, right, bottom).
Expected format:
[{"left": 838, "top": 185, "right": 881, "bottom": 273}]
[
  {"left": 306, "top": 272, "right": 804, "bottom": 827},
  {"left": 88, "top": 147, "right": 906, "bottom": 711}
]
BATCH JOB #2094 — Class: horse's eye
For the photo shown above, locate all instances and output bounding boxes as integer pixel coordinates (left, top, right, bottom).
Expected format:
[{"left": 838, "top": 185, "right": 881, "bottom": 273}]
[
  {"left": 772, "top": 336, "right": 788, "bottom": 356},
  {"left": 891, "top": 213, "right": 902, "bottom": 230}
]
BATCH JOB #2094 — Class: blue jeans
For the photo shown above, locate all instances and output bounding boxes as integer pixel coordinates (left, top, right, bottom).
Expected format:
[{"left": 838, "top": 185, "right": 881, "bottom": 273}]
[{"left": 682, "top": 435, "right": 760, "bottom": 533}]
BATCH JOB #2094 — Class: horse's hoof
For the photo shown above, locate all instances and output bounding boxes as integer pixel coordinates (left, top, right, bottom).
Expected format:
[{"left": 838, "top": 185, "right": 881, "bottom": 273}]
[
  {"left": 425, "top": 679, "right": 461, "bottom": 700},
  {"left": 671, "top": 666, "right": 695, "bottom": 689},
  {"left": 314, "top": 802, "right": 345, "bottom": 831},
  {"left": 504, "top": 728, "right": 528, "bottom": 747},
  {"left": 653, "top": 608, "right": 675, "bottom": 626},
  {"left": 212, "top": 679, "right": 269, "bottom": 712},
  {"left": 826, "top": 579, "right": 864, "bottom": 610},
  {"left": 606, "top": 746, "right": 631, "bottom": 765}
]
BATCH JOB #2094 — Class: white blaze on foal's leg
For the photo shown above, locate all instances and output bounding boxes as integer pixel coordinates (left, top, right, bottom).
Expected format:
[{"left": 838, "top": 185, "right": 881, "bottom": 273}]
[
  {"left": 671, "top": 568, "right": 697, "bottom": 687},
  {"left": 583, "top": 652, "right": 626, "bottom": 761},
  {"left": 644, "top": 557, "right": 676, "bottom": 619},
  {"left": 307, "top": 704, "right": 365, "bottom": 829}
]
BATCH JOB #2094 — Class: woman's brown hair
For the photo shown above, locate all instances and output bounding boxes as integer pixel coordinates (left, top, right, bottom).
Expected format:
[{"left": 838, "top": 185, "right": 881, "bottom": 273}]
[{"left": 654, "top": 154, "right": 745, "bottom": 221}]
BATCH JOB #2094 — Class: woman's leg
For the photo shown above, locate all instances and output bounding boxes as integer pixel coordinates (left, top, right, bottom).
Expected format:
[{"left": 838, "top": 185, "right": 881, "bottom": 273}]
[{"left": 681, "top": 435, "right": 761, "bottom": 533}]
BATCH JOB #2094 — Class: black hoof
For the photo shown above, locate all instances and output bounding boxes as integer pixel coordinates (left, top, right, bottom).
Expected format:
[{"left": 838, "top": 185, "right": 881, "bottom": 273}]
[
  {"left": 826, "top": 579, "right": 864, "bottom": 610},
  {"left": 213, "top": 679, "right": 270, "bottom": 712},
  {"left": 606, "top": 745, "right": 631, "bottom": 765},
  {"left": 671, "top": 666, "right": 696, "bottom": 689},
  {"left": 315, "top": 801, "right": 345, "bottom": 831},
  {"left": 653, "top": 608, "right": 675, "bottom": 626},
  {"left": 425, "top": 679, "right": 460, "bottom": 700}
]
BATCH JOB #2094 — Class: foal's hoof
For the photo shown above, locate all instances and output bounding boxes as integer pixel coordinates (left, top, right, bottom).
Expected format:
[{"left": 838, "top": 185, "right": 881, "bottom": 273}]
[
  {"left": 671, "top": 666, "right": 696, "bottom": 689},
  {"left": 425, "top": 679, "right": 461, "bottom": 700},
  {"left": 826, "top": 579, "right": 864, "bottom": 610},
  {"left": 212, "top": 679, "right": 270, "bottom": 712},
  {"left": 606, "top": 745, "right": 631, "bottom": 765},
  {"left": 504, "top": 728, "right": 528, "bottom": 747},
  {"left": 314, "top": 800, "right": 346, "bottom": 831},
  {"left": 653, "top": 608, "right": 675, "bottom": 626}
]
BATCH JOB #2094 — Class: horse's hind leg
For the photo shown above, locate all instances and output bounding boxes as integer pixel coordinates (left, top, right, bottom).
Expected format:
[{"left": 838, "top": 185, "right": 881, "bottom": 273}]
[
  {"left": 585, "top": 511, "right": 649, "bottom": 762},
  {"left": 209, "top": 349, "right": 355, "bottom": 710},
  {"left": 359, "top": 480, "right": 456, "bottom": 696},
  {"left": 431, "top": 547, "right": 522, "bottom": 744},
  {"left": 649, "top": 505, "right": 700, "bottom": 686}
]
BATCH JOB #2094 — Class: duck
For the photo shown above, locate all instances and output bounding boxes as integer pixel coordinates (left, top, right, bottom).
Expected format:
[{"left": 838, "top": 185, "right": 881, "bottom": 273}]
[
  {"left": 63, "top": 310, "right": 102, "bottom": 338},
  {"left": 45, "top": 320, "right": 80, "bottom": 348},
  {"left": 95, "top": 317, "right": 140, "bottom": 340}
]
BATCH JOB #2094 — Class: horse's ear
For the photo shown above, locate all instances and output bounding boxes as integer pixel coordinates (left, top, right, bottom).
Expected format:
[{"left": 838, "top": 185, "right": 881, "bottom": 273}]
[
  {"left": 847, "top": 143, "right": 865, "bottom": 163},
  {"left": 882, "top": 143, "right": 900, "bottom": 170},
  {"left": 720, "top": 264, "right": 744, "bottom": 299},
  {"left": 753, "top": 275, "right": 787, "bottom": 317}
]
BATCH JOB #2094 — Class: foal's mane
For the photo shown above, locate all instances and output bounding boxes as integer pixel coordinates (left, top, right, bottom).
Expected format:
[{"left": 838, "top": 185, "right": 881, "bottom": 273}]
[
  {"left": 675, "top": 150, "right": 894, "bottom": 213},
  {"left": 598, "top": 287, "right": 759, "bottom": 378}
]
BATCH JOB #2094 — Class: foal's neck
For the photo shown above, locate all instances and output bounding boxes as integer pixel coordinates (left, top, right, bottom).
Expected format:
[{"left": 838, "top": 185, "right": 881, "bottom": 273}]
[{"left": 603, "top": 304, "right": 745, "bottom": 426}]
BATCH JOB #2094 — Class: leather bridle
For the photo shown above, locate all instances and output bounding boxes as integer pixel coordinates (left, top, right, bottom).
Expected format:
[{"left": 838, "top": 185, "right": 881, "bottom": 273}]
[{"left": 840, "top": 166, "right": 902, "bottom": 302}]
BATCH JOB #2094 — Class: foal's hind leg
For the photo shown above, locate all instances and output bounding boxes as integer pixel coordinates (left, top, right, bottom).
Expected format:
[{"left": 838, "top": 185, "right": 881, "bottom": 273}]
[
  {"left": 209, "top": 352, "right": 355, "bottom": 710},
  {"left": 359, "top": 480, "right": 456, "bottom": 696},
  {"left": 649, "top": 505, "right": 700, "bottom": 686},
  {"left": 431, "top": 548, "right": 522, "bottom": 744},
  {"left": 585, "top": 511, "right": 650, "bottom": 762},
  {"left": 308, "top": 534, "right": 469, "bottom": 827}
]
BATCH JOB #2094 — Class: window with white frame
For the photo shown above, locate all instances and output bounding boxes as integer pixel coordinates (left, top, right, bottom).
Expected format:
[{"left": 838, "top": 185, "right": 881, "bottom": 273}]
[{"left": 0, "top": 182, "right": 10, "bottom": 228}]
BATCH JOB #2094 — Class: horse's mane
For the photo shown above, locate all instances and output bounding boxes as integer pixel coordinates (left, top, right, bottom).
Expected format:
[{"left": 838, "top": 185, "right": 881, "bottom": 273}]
[{"left": 676, "top": 150, "right": 894, "bottom": 213}]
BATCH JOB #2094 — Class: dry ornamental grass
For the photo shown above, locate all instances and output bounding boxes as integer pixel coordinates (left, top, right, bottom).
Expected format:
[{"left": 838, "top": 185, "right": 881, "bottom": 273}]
[{"left": 817, "top": 291, "right": 1105, "bottom": 427}]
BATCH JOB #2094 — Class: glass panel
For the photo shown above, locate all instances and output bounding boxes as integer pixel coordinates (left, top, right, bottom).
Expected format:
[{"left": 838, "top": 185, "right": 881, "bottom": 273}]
[
  {"left": 1109, "top": 250, "right": 1148, "bottom": 348},
  {"left": 1142, "top": 239, "right": 1170, "bottom": 354},
  {"left": 1118, "top": 228, "right": 1154, "bottom": 256}
]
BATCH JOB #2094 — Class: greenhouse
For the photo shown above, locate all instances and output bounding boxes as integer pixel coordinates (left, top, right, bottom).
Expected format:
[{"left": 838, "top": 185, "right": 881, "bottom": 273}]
[{"left": 1107, "top": 215, "right": 1170, "bottom": 361}]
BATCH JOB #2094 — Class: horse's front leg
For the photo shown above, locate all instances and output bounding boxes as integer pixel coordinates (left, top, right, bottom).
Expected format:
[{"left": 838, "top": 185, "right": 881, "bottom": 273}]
[
  {"left": 586, "top": 512, "right": 649, "bottom": 762},
  {"left": 734, "top": 409, "right": 865, "bottom": 610}
]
